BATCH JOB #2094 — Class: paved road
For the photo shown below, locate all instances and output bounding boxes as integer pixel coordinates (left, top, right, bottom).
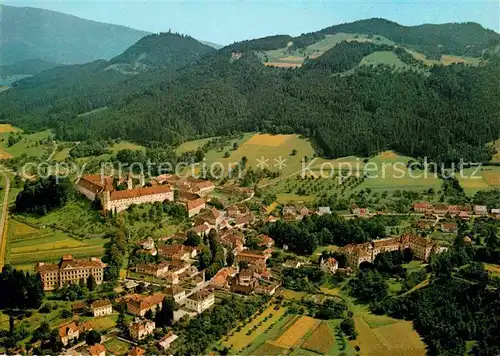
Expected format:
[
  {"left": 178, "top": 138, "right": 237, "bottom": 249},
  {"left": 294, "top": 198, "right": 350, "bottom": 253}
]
[{"left": 0, "top": 169, "right": 10, "bottom": 269}]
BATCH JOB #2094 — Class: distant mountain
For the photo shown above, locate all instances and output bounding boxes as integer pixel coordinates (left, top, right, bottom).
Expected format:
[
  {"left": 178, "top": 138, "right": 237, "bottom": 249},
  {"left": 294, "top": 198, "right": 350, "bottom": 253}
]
[
  {"left": 200, "top": 40, "right": 223, "bottom": 49},
  {"left": 0, "top": 58, "right": 60, "bottom": 85},
  {"left": 0, "top": 4, "right": 150, "bottom": 65}
]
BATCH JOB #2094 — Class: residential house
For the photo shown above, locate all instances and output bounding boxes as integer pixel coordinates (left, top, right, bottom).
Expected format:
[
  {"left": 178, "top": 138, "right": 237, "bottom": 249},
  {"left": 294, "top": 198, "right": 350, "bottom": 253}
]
[
  {"left": 129, "top": 320, "right": 155, "bottom": 341},
  {"left": 219, "top": 233, "right": 244, "bottom": 253},
  {"left": 203, "top": 207, "right": 224, "bottom": 226},
  {"left": 135, "top": 262, "right": 170, "bottom": 278},
  {"left": 157, "top": 332, "right": 179, "bottom": 351},
  {"left": 165, "top": 263, "right": 194, "bottom": 285},
  {"left": 283, "top": 259, "right": 304, "bottom": 269},
  {"left": 317, "top": 207, "right": 332, "bottom": 216},
  {"left": 234, "top": 213, "right": 255, "bottom": 228},
  {"left": 183, "top": 198, "right": 206, "bottom": 217},
  {"left": 413, "top": 202, "right": 432, "bottom": 213},
  {"left": 230, "top": 270, "right": 257, "bottom": 295},
  {"left": 158, "top": 244, "right": 197, "bottom": 261},
  {"left": 235, "top": 250, "right": 269, "bottom": 267},
  {"left": 127, "top": 293, "right": 164, "bottom": 317},
  {"left": 87, "top": 344, "right": 106, "bottom": 356},
  {"left": 189, "top": 223, "right": 211, "bottom": 237},
  {"left": 128, "top": 347, "right": 145, "bottom": 356},
  {"left": 474, "top": 205, "right": 488, "bottom": 216},
  {"left": 447, "top": 205, "right": 461, "bottom": 215},
  {"left": 440, "top": 222, "right": 458, "bottom": 233},
  {"left": 458, "top": 211, "right": 471, "bottom": 220},
  {"left": 433, "top": 204, "right": 449, "bottom": 215},
  {"left": 71, "top": 301, "right": 87, "bottom": 313},
  {"left": 59, "top": 321, "right": 79, "bottom": 346},
  {"left": 254, "top": 282, "right": 280, "bottom": 296},
  {"left": 91, "top": 300, "right": 112, "bottom": 317},
  {"left": 257, "top": 234, "right": 274, "bottom": 248},
  {"left": 137, "top": 237, "right": 157, "bottom": 256},
  {"left": 210, "top": 267, "right": 238, "bottom": 290},
  {"left": 164, "top": 285, "right": 186, "bottom": 304},
  {"left": 184, "top": 290, "right": 215, "bottom": 313},
  {"left": 351, "top": 205, "right": 369, "bottom": 216},
  {"left": 320, "top": 257, "right": 339, "bottom": 274}
]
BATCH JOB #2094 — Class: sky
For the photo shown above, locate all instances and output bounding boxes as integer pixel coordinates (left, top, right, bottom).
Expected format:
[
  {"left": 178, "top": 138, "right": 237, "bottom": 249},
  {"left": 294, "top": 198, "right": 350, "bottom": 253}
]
[{"left": 3, "top": 0, "right": 500, "bottom": 45}]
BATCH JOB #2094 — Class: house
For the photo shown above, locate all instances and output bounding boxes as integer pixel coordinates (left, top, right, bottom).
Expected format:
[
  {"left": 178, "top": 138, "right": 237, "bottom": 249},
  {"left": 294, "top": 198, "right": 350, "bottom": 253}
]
[
  {"left": 129, "top": 320, "right": 155, "bottom": 340},
  {"left": 230, "top": 270, "right": 257, "bottom": 295},
  {"left": 447, "top": 205, "right": 461, "bottom": 215},
  {"left": 127, "top": 293, "right": 164, "bottom": 317},
  {"left": 183, "top": 198, "right": 206, "bottom": 217},
  {"left": 219, "top": 233, "right": 244, "bottom": 253},
  {"left": 91, "top": 299, "right": 113, "bottom": 317},
  {"left": 87, "top": 344, "right": 106, "bottom": 356},
  {"left": 474, "top": 205, "right": 488, "bottom": 216},
  {"left": 184, "top": 290, "right": 215, "bottom": 313},
  {"left": 491, "top": 208, "right": 500, "bottom": 215},
  {"left": 35, "top": 255, "right": 106, "bottom": 291},
  {"left": 320, "top": 257, "right": 339, "bottom": 274},
  {"left": 235, "top": 250, "right": 269, "bottom": 267},
  {"left": 139, "top": 237, "right": 155, "bottom": 250},
  {"left": 352, "top": 205, "right": 369, "bottom": 216},
  {"left": 158, "top": 244, "right": 197, "bottom": 261},
  {"left": 191, "top": 180, "right": 215, "bottom": 197},
  {"left": 135, "top": 262, "right": 170, "bottom": 278},
  {"left": 128, "top": 347, "right": 145, "bottom": 356},
  {"left": 458, "top": 211, "right": 471, "bottom": 220},
  {"left": 440, "top": 222, "right": 458, "bottom": 233},
  {"left": 157, "top": 332, "right": 179, "bottom": 351},
  {"left": 164, "top": 285, "right": 186, "bottom": 304},
  {"left": 165, "top": 263, "right": 194, "bottom": 285},
  {"left": 297, "top": 205, "right": 310, "bottom": 218},
  {"left": 210, "top": 267, "right": 238, "bottom": 290},
  {"left": 433, "top": 204, "right": 449, "bottom": 215},
  {"left": 203, "top": 207, "right": 224, "bottom": 226},
  {"left": 234, "top": 214, "right": 255, "bottom": 228},
  {"left": 417, "top": 220, "right": 432, "bottom": 231},
  {"left": 413, "top": 202, "right": 432, "bottom": 213},
  {"left": 189, "top": 223, "right": 211, "bottom": 237},
  {"left": 317, "top": 207, "right": 332, "bottom": 216},
  {"left": 254, "top": 282, "right": 280, "bottom": 296},
  {"left": 257, "top": 234, "right": 274, "bottom": 248},
  {"left": 59, "top": 321, "right": 79, "bottom": 346},
  {"left": 71, "top": 301, "right": 87, "bottom": 313},
  {"left": 226, "top": 205, "right": 240, "bottom": 218}
]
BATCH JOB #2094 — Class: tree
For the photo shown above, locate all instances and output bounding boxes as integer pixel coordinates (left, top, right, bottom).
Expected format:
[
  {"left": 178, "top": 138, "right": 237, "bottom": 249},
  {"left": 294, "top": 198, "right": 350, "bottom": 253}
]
[
  {"left": 85, "top": 330, "right": 102, "bottom": 346},
  {"left": 291, "top": 149, "right": 297, "bottom": 156},
  {"left": 341, "top": 318, "right": 357, "bottom": 339},
  {"left": 155, "top": 298, "right": 175, "bottom": 327},
  {"left": 233, "top": 142, "right": 239, "bottom": 150},
  {"left": 224, "top": 151, "right": 231, "bottom": 158},
  {"left": 145, "top": 309, "right": 154, "bottom": 320},
  {"left": 116, "top": 308, "right": 127, "bottom": 332},
  {"left": 185, "top": 231, "right": 201, "bottom": 247},
  {"left": 86, "top": 274, "right": 97, "bottom": 291},
  {"left": 227, "top": 250, "right": 235, "bottom": 266}
]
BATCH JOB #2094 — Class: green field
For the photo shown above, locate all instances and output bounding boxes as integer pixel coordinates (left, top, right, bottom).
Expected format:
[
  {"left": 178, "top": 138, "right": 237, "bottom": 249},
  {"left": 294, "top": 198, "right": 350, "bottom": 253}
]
[
  {"left": 0, "top": 129, "right": 53, "bottom": 158},
  {"left": 360, "top": 51, "right": 410, "bottom": 69},
  {"left": 103, "top": 337, "right": 131, "bottom": 355},
  {"left": 176, "top": 137, "right": 215, "bottom": 154},
  {"left": 457, "top": 166, "right": 500, "bottom": 195},
  {"left": 6, "top": 219, "right": 106, "bottom": 269}
]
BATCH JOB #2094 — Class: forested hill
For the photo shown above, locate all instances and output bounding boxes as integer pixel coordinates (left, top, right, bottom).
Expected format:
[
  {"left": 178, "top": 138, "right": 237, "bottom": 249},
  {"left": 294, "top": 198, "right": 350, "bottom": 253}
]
[
  {"left": 0, "top": 4, "right": 150, "bottom": 65},
  {"left": 0, "top": 32, "right": 215, "bottom": 125},
  {"left": 295, "top": 18, "right": 500, "bottom": 58},
  {"left": 1, "top": 19, "right": 500, "bottom": 164},
  {"left": 109, "top": 32, "right": 215, "bottom": 69}
]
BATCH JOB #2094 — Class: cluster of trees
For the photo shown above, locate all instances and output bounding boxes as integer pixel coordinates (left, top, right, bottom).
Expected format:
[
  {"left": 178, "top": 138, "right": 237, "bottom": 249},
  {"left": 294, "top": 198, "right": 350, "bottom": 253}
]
[
  {"left": 14, "top": 176, "right": 75, "bottom": 215},
  {"left": 263, "top": 214, "right": 387, "bottom": 254},
  {"left": 282, "top": 266, "right": 326, "bottom": 292},
  {"left": 171, "top": 296, "right": 263, "bottom": 355},
  {"left": 69, "top": 140, "right": 110, "bottom": 158},
  {"left": 0, "top": 265, "right": 44, "bottom": 310},
  {"left": 103, "top": 229, "right": 127, "bottom": 281}
]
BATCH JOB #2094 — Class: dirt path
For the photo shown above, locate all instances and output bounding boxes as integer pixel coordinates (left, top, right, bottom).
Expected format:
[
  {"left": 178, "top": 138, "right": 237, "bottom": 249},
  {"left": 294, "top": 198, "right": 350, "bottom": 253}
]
[{"left": 0, "top": 169, "right": 10, "bottom": 269}]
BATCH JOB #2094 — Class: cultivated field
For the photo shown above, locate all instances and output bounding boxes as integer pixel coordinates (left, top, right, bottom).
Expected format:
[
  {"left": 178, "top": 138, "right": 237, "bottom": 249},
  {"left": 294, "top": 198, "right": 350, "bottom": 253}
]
[
  {"left": 457, "top": 166, "right": 500, "bottom": 195},
  {"left": 5, "top": 219, "right": 106, "bottom": 269},
  {"left": 223, "top": 304, "right": 287, "bottom": 352},
  {"left": 486, "top": 263, "right": 500, "bottom": 277},
  {"left": 351, "top": 316, "right": 426, "bottom": 356},
  {"left": 274, "top": 316, "right": 320, "bottom": 347},
  {"left": 0, "top": 124, "right": 19, "bottom": 133},
  {"left": 301, "top": 321, "right": 336, "bottom": 354}
]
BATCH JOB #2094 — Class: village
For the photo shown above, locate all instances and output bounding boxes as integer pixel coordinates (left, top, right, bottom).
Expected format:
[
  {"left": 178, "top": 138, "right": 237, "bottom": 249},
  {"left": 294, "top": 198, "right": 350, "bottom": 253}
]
[{"left": 16, "top": 170, "right": 499, "bottom": 356}]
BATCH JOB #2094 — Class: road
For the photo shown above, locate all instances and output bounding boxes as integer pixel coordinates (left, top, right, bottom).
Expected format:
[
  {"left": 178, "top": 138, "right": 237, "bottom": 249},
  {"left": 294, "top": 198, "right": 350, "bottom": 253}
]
[{"left": 0, "top": 168, "right": 10, "bottom": 269}]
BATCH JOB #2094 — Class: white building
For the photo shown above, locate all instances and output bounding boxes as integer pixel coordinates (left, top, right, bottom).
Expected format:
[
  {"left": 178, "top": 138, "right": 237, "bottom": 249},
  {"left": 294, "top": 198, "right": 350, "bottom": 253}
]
[
  {"left": 91, "top": 300, "right": 113, "bottom": 317},
  {"left": 184, "top": 290, "right": 214, "bottom": 314}
]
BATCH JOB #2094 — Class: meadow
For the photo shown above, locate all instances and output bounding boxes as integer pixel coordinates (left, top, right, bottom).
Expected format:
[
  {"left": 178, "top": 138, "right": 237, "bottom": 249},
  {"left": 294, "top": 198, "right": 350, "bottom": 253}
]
[
  {"left": 5, "top": 219, "right": 107, "bottom": 269},
  {"left": 456, "top": 166, "right": 500, "bottom": 195},
  {"left": 0, "top": 129, "right": 53, "bottom": 159}
]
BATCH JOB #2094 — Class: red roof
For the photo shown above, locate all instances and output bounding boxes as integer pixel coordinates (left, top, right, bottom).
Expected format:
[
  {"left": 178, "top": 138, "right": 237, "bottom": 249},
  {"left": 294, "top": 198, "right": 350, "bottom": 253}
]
[
  {"left": 110, "top": 185, "right": 172, "bottom": 201},
  {"left": 186, "top": 198, "right": 206, "bottom": 211}
]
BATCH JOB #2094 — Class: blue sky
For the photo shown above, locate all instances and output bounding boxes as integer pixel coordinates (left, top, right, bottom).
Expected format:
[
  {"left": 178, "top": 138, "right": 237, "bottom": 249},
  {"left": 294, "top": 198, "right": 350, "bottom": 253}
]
[{"left": 4, "top": 0, "right": 500, "bottom": 45}]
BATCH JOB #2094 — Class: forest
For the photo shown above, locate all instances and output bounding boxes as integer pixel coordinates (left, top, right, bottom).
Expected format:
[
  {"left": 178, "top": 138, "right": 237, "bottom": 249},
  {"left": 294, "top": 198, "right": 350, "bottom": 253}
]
[{"left": 0, "top": 21, "right": 499, "bottom": 164}]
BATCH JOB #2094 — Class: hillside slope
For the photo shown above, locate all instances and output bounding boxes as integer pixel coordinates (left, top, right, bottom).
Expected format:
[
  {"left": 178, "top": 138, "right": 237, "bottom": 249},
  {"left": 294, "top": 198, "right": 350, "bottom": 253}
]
[{"left": 0, "top": 4, "right": 150, "bottom": 65}]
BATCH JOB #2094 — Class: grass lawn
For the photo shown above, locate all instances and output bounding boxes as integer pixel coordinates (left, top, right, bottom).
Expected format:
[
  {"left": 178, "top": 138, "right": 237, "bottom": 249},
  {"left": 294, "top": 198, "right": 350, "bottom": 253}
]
[
  {"left": 103, "top": 337, "right": 131, "bottom": 355},
  {"left": 403, "top": 260, "right": 426, "bottom": 273},
  {"left": 176, "top": 137, "right": 215, "bottom": 154},
  {"left": 282, "top": 289, "right": 307, "bottom": 301},
  {"left": 360, "top": 51, "right": 410, "bottom": 69},
  {"left": 6, "top": 219, "right": 106, "bottom": 268}
]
